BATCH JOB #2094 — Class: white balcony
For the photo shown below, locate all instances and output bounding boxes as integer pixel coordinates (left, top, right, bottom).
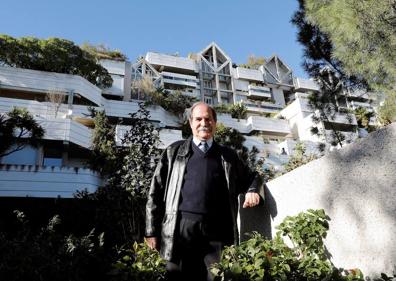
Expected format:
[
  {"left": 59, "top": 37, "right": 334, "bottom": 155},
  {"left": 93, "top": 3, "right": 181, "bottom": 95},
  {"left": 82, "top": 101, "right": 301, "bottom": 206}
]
[
  {"left": 115, "top": 126, "right": 182, "bottom": 149},
  {"left": 235, "top": 67, "right": 263, "bottom": 81},
  {"left": 0, "top": 66, "right": 103, "bottom": 106},
  {"left": 294, "top": 77, "right": 320, "bottom": 92},
  {"left": 104, "top": 100, "right": 180, "bottom": 127},
  {"left": 243, "top": 100, "right": 283, "bottom": 114},
  {"left": 324, "top": 129, "right": 359, "bottom": 144},
  {"left": 248, "top": 116, "right": 291, "bottom": 136},
  {"left": 350, "top": 100, "right": 373, "bottom": 111},
  {"left": 145, "top": 52, "right": 198, "bottom": 72},
  {"left": 323, "top": 111, "right": 357, "bottom": 125},
  {"left": 247, "top": 85, "right": 272, "bottom": 98},
  {"left": 0, "top": 165, "right": 102, "bottom": 198},
  {"left": 161, "top": 71, "right": 199, "bottom": 88},
  {"left": 217, "top": 113, "right": 291, "bottom": 136},
  {"left": 40, "top": 118, "right": 92, "bottom": 149}
]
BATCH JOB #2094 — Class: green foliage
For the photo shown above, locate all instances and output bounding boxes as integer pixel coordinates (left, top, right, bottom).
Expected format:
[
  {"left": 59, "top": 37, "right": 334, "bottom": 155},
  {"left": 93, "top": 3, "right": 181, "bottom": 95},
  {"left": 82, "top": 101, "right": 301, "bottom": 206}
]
[
  {"left": 354, "top": 107, "right": 375, "bottom": 130},
  {"left": 283, "top": 142, "right": 317, "bottom": 173},
  {"left": 239, "top": 55, "right": 266, "bottom": 70},
  {"left": 146, "top": 89, "right": 196, "bottom": 117},
  {"left": 214, "top": 102, "right": 247, "bottom": 120},
  {"left": 215, "top": 123, "right": 246, "bottom": 151},
  {"left": 304, "top": 0, "right": 396, "bottom": 115},
  {"left": 85, "top": 103, "right": 160, "bottom": 243},
  {"left": 0, "top": 107, "right": 44, "bottom": 158},
  {"left": 378, "top": 91, "right": 396, "bottom": 125},
  {"left": 0, "top": 34, "right": 113, "bottom": 88},
  {"left": 87, "top": 109, "right": 119, "bottom": 175},
  {"left": 110, "top": 242, "right": 166, "bottom": 281},
  {"left": 308, "top": 85, "right": 354, "bottom": 148},
  {"left": 211, "top": 209, "right": 366, "bottom": 281},
  {"left": 81, "top": 42, "right": 127, "bottom": 61},
  {"left": 0, "top": 210, "right": 108, "bottom": 281}
]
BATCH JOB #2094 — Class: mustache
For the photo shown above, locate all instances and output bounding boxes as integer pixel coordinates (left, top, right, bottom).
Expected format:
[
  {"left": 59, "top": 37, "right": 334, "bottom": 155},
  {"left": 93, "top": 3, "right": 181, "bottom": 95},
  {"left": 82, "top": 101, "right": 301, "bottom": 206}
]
[{"left": 198, "top": 127, "right": 211, "bottom": 132}]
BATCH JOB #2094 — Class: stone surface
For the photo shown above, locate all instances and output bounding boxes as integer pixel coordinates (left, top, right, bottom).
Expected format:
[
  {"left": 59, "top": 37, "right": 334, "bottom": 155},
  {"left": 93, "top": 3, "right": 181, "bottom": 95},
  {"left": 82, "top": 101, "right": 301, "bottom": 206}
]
[{"left": 240, "top": 123, "right": 396, "bottom": 276}]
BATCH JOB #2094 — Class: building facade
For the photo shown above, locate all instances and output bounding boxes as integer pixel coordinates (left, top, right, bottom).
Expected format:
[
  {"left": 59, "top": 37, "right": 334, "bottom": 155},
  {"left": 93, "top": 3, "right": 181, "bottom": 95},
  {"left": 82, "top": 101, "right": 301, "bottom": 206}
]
[{"left": 0, "top": 42, "right": 375, "bottom": 198}]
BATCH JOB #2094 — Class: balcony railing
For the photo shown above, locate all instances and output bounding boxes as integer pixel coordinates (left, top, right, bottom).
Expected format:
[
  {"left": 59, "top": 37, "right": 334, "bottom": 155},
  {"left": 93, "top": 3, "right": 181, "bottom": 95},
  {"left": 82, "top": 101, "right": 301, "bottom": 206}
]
[
  {"left": 0, "top": 164, "right": 102, "bottom": 198},
  {"left": 162, "top": 71, "right": 198, "bottom": 88},
  {"left": 235, "top": 67, "right": 263, "bottom": 81},
  {"left": 294, "top": 77, "right": 320, "bottom": 91},
  {"left": 0, "top": 66, "right": 103, "bottom": 106},
  {"left": 145, "top": 52, "right": 198, "bottom": 72},
  {"left": 247, "top": 85, "right": 272, "bottom": 98}
]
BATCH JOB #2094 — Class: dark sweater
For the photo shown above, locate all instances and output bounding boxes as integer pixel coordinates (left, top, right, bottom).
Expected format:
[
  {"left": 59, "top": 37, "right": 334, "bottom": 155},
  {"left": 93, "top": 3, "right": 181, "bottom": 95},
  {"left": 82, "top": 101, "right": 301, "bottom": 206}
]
[{"left": 179, "top": 142, "right": 233, "bottom": 240}]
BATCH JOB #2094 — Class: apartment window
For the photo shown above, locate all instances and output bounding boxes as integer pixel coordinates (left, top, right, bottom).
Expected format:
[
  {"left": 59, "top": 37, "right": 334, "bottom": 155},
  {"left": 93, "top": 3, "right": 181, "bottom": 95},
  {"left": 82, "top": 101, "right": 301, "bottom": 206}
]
[
  {"left": 203, "top": 80, "right": 212, "bottom": 88},
  {"left": 204, "top": 96, "right": 213, "bottom": 105},
  {"left": 43, "top": 148, "right": 62, "bottom": 167}
]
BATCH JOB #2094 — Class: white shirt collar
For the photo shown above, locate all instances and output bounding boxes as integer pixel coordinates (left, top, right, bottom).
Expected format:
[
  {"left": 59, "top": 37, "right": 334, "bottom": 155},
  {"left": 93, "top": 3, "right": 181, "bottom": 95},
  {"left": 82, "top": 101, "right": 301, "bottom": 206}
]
[{"left": 192, "top": 137, "right": 213, "bottom": 149}]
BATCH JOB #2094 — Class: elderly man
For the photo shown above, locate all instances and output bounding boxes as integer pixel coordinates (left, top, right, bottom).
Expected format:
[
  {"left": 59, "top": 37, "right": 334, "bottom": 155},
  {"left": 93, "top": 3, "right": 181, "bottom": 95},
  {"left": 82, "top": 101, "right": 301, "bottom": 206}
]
[{"left": 145, "top": 102, "right": 263, "bottom": 281}]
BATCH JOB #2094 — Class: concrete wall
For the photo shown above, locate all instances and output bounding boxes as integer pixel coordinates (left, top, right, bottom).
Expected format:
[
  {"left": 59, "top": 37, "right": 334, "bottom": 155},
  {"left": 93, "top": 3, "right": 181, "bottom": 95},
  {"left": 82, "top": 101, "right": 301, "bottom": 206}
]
[{"left": 240, "top": 123, "right": 396, "bottom": 277}]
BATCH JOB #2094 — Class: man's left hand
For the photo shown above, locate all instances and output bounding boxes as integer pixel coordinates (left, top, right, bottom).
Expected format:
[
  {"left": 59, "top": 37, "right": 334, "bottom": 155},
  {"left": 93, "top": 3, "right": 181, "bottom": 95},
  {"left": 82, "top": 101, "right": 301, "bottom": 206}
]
[{"left": 243, "top": 192, "right": 260, "bottom": 208}]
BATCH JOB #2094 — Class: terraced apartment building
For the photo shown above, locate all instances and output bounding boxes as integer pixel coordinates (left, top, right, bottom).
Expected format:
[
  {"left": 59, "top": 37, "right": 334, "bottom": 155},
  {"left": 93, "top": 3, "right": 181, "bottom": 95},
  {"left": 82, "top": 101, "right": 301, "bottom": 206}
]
[{"left": 0, "top": 42, "right": 375, "bottom": 198}]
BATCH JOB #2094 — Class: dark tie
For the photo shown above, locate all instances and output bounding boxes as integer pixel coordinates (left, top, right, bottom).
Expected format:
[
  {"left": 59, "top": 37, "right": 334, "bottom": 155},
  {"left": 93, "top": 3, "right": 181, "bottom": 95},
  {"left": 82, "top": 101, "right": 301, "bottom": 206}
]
[{"left": 199, "top": 141, "right": 209, "bottom": 153}]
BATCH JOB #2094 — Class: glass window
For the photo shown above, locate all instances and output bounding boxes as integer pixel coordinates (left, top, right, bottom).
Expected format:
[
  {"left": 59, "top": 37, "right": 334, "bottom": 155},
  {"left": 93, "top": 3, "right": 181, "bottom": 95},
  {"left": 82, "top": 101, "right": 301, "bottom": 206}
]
[
  {"left": 0, "top": 145, "right": 37, "bottom": 165},
  {"left": 43, "top": 148, "right": 62, "bottom": 167}
]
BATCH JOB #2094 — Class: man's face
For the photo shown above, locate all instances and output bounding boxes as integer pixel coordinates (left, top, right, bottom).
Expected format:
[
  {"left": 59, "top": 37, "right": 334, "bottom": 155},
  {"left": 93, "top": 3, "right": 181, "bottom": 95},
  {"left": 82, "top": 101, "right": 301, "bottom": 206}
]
[{"left": 189, "top": 104, "right": 216, "bottom": 141}]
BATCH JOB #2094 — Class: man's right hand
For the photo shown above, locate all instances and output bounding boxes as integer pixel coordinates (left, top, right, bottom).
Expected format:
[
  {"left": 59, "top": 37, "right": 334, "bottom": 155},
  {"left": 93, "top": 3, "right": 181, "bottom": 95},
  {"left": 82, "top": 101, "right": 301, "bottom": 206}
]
[{"left": 145, "top": 237, "right": 159, "bottom": 251}]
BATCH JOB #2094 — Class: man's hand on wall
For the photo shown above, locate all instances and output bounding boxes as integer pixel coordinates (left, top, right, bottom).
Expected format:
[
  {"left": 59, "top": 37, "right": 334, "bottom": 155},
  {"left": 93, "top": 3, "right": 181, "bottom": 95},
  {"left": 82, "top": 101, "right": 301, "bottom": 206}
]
[{"left": 243, "top": 192, "right": 260, "bottom": 208}]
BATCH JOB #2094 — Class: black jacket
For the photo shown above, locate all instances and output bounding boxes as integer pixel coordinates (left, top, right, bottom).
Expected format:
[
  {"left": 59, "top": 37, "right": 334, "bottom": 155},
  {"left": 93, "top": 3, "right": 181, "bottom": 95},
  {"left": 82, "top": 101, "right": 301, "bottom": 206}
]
[{"left": 145, "top": 136, "right": 264, "bottom": 261}]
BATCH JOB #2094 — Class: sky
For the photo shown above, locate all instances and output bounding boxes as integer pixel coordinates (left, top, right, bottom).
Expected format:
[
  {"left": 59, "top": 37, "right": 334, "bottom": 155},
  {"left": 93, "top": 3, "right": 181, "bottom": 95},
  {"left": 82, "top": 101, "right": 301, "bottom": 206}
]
[{"left": 1, "top": 0, "right": 308, "bottom": 78}]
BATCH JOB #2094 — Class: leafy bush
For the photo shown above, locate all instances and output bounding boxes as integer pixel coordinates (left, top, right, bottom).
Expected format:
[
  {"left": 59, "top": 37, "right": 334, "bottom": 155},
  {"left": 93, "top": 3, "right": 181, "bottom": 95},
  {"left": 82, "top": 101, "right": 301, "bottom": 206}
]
[
  {"left": 0, "top": 34, "right": 113, "bottom": 88},
  {"left": 214, "top": 102, "right": 247, "bottom": 120},
  {"left": 0, "top": 210, "right": 108, "bottom": 281},
  {"left": 211, "top": 209, "right": 367, "bottom": 281},
  {"left": 81, "top": 43, "right": 127, "bottom": 61},
  {"left": 283, "top": 142, "right": 317, "bottom": 173},
  {"left": 110, "top": 242, "right": 166, "bottom": 281},
  {"left": 146, "top": 89, "right": 196, "bottom": 117}
]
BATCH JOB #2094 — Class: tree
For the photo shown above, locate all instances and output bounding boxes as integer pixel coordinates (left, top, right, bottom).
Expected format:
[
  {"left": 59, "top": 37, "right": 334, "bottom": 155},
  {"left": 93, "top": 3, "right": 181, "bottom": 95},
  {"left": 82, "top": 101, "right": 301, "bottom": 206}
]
[
  {"left": 84, "top": 103, "right": 161, "bottom": 244},
  {"left": 87, "top": 108, "right": 119, "bottom": 176},
  {"left": 0, "top": 35, "right": 113, "bottom": 88},
  {"left": 0, "top": 108, "right": 44, "bottom": 158},
  {"left": 291, "top": 1, "right": 363, "bottom": 149},
  {"left": 283, "top": 142, "right": 317, "bottom": 173},
  {"left": 301, "top": 0, "right": 396, "bottom": 123}
]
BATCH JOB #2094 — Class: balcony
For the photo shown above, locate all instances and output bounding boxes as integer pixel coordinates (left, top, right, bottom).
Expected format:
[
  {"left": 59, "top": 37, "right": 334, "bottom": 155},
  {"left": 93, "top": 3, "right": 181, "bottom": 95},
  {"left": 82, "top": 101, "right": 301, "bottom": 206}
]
[
  {"left": 217, "top": 113, "right": 291, "bottom": 136},
  {"left": 235, "top": 67, "right": 263, "bottom": 81},
  {"left": 247, "top": 85, "right": 272, "bottom": 98},
  {"left": 0, "top": 164, "right": 102, "bottom": 198},
  {"left": 323, "top": 112, "right": 358, "bottom": 125},
  {"left": 40, "top": 118, "right": 92, "bottom": 149},
  {"left": 115, "top": 126, "right": 182, "bottom": 149},
  {"left": 145, "top": 52, "right": 198, "bottom": 72},
  {"left": 243, "top": 100, "right": 283, "bottom": 114},
  {"left": 350, "top": 100, "right": 373, "bottom": 111},
  {"left": 104, "top": 100, "right": 180, "bottom": 127},
  {"left": 294, "top": 77, "right": 320, "bottom": 92},
  {"left": 161, "top": 71, "right": 199, "bottom": 88},
  {"left": 0, "top": 66, "right": 103, "bottom": 106}
]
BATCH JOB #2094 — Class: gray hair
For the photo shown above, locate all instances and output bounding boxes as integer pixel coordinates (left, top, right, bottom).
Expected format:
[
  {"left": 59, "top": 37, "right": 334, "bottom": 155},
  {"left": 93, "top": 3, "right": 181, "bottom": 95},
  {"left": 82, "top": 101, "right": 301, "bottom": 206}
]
[{"left": 187, "top": 102, "right": 217, "bottom": 122}]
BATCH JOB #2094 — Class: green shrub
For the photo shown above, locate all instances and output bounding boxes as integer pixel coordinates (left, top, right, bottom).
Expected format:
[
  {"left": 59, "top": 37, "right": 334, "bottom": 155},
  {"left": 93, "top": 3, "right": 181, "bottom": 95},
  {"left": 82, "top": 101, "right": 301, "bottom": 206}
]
[
  {"left": 211, "top": 209, "right": 367, "bottom": 281},
  {"left": 110, "top": 242, "right": 166, "bottom": 281}
]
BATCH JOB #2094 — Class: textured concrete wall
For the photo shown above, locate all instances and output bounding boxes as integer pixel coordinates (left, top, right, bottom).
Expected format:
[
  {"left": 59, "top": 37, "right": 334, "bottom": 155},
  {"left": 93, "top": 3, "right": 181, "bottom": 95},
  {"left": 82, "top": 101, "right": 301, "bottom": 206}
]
[{"left": 240, "top": 123, "right": 396, "bottom": 276}]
